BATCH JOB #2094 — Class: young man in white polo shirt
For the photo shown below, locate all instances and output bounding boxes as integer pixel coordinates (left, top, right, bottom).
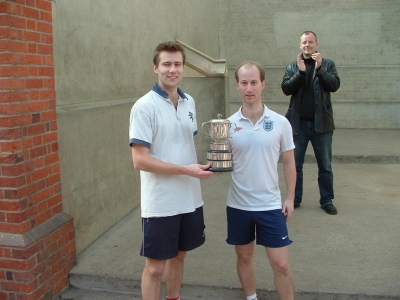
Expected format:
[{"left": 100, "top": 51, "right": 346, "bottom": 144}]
[
  {"left": 227, "top": 61, "right": 296, "bottom": 300},
  {"left": 129, "top": 41, "right": 213, "bottom": 300}
]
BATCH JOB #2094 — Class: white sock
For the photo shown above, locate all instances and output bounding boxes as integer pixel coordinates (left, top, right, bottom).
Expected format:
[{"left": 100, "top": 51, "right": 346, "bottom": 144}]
[{"left": 246, "top": 293, "right": 257, "bottom": 300}]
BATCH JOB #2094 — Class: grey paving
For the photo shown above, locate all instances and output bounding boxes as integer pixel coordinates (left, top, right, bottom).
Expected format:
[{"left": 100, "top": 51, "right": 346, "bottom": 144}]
[{"left": 59, "top": 129, "right": 400, "bottom": 300}]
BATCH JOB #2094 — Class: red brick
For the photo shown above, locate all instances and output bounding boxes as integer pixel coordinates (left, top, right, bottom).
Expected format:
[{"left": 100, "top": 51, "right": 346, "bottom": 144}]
[
  {"left": 44, "top": 152, "right": 58, "bottom": 166},
  {"left": 0, "top": 27, "right": 14, "bottom": 39},
  {"left": 3, "top": 15, "right": 26, "bottom": 29},
  {"left": 26, "top": 123, "right": 46, "bottom": 136},
  {"left": 49, "top": 100, "right": 57, "bottom": 110},
  {"left": 32, "top": 113, "right": 41, "bottom": 124},
  {"left": 31, "top": 136, "right": 42, "bottom": 147},
  {"left": 42, "top": 132, "right": 57, "bottom": 144},
  {"left": 0, "top": 78, "right": 24, "bottom": 90},
  {"left": 4, "top": 184, "right": 36, "bottom": 200},
  {"left": 23, "top": 54, "right": 42, "bottom": 65},
  {"left": 0, "top": 176, "right": 26, "bottom": 188},
  {"left": 2, "top": 279, "right": 39, "bottom": 293},
  {"left": 26, "top": 0, "right": 35, "bottom": 7},
  {"left": 47, "top": 194, "right": 61, "bottom": 209},
  {"left": 0, "top": 91, "right": 30, "bottom": 103},
  {"left": 35, "top": 210, "right": 51, "bottom": 226},
  {"left": 25, "top": 78, "right": 43, "bottom": 89},
  {"left": 1, "top": 161, "right": 33, "bottom": 176},
  {"left": 13, "top": 0, "right": 25, "bottom": 5},
  {"left": 0, "top": 152, "right": 24, "bottom": 164},
  {"left": 12, "top": 241, "right": 44, "bottom": 260},
  {"left": 9, "top": 40, "right": 29, "bottom": 53},
  {"left": 38, "top": 68, "right": 54, "bottom": 77},
  {"left": 0, "top": 128, "right": 23, "bottom": 140},
  {"left": 37, "top": 200, "right": 47, "bottom": 212},
  {"left": 0, "top": 103, "right": 22, "bottom": 114},
  {"left": 0, "top": 115, "right": 31, "bottom": 127},
  {"left": 21, "top": 6, "right": 40, "bottom": 19},
  {"left": 36, "top": 0, "right": 52, "bottom": 12},
  {"left": 37, "top": 44, "right": 52, "bottom": 55},
  {"left": 0, "top": 140, "right": 24, "bottom": 152},
  {"left": 31, "top": 167, "right": 51, "bottom": 183},
  {"left": 6, "top": 207, "right": 38, "bottom": 223},
  {"left": 26, "top": 19, "right": 36, "bottom": 30},
  {"left": 42, "top": 33, "right": 52, "bottom": 44},
  {"left": 44, "top": 56, "right": 53, "bottom": 66},
  {"left": 0, "top": 200, "right": 27, "bottom": 211},
  {"left": 0, "top": 53, "right": 19, "bottom": 64},
  {"left": 22, "top": 30, "right": 41, "bottom": 43},
  {"left": 33, "top": 159, "right": 44, "bottom": 170},
  {"left": 0, "top": 256, "right": 36, "bottom": 271},
  {"left": 30, "top": 186, "right": 51, "bottom": 204},
  {"left": 28, "top": 42, "right": 36, "bottom": 53},
  {"left": 50, "top": 203, "right": 62, "bottom": 216},
  {"left": 45, "top": 78, "right": 54, "bottom": 88},
  {"left": 29, "top": 90, "right": 40, "bottom": 100},
  {"left": 36, "top": 22, "right": 51, "bottom": 33},
  {"left": 22, "top": 138, "right": 33, "bottom": 149},
  {"left": 40, "top": 11, "right": 52, "bottom": 23},
  {"left": 12, "top": 270, "right": 36, "bottom": 282},
  {"left": 4, "top": 248, "right": 12, "bottom": 258},
  {"left": 39, "top": 90, "right": 55, "bottom": 100},
  {"left": 35, "top": 179, "right": 45, "bottom": 190},
  {"left": 28, "top": 66, "right": 38, "bottom": 76},
  {"left": 29, "top": 101, "right": 48, "bottom": 112},
  {"left": 0, "top": 66, "right": 30, "bottom": 77},
  {"left": 0, "top": 39, "right": 10, "bottom": 51},
  {"left": 0, "top": 2, "right": 17, "bottom": 14},
  {"left": 0, "top": 27, "right": 7, "bottom": 38},
  {"left": 29, "top": 145, "right": 46, "bottom": 159},
  {"left": 41, "top": 111, "right": 56, "bottom": 122}
]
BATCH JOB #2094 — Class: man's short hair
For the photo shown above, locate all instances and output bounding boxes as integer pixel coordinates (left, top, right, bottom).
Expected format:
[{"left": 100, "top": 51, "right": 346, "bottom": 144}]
[
  {"left": 301, "top": 31, "right": 318, "bottom": 41},
  {"left": 234, "top": 61, "right": 265, "bottom": 82},
  {"left": 153, "top": 41, "right": 186, "bottom": 66}
]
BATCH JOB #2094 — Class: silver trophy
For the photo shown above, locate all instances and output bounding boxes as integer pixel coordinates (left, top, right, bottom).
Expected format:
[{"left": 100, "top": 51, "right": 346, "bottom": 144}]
[{"left": 202, "top": 114, "right": 235, "bottom": 172}]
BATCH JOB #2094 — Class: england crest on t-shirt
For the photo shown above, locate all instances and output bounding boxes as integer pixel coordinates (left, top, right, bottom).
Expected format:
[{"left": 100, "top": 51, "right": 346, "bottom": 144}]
[{"left": 263, "top": 120, "right": 274, "bottom": 131}]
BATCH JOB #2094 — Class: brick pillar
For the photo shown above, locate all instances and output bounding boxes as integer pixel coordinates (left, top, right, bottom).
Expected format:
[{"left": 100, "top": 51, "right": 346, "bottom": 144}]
[{"left": 0, "top": 1, "right": 76, "bottom": 299}]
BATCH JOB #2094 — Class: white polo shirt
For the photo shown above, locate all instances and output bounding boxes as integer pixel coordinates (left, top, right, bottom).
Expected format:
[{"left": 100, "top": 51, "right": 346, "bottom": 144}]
[
  {"left": 129, "top": 83, "right": 203, "bottom": 218},
  {"left": 227, "top": 105, "right": 295, "bottom": 211}
]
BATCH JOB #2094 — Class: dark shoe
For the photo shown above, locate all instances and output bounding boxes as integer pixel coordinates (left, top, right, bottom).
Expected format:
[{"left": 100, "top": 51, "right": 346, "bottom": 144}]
[
  {"left": 321, "top": 204, "right": 337, "bottom": 215},
  {"left": 294, "top": 202, "right": 301, "bottom": 208}
]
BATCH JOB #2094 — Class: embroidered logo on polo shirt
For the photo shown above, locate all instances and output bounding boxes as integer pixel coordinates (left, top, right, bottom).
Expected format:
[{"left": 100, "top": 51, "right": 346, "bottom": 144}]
[
  {"left": 188, "top": 111, "right": 194, "bottom": 122},
  {"left": 263, "top": 120, "right": 274, "bottom": 131}
]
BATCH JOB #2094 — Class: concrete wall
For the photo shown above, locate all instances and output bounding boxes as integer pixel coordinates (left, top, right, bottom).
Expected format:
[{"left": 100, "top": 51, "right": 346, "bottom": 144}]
[
  {"left": 52, "top": 0, "right": 399, "bottom": 253},
  {"left": 53, "top": 0, "right": 220, "bottom": 253},
  {"left": 219, "top": 0, "right": 400, "bottom": 129}
]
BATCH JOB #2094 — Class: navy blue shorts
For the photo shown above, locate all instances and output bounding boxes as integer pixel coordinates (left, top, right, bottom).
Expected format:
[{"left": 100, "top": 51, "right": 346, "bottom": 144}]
[
  {"left": 140, "top": 206, "right": 205, "bottom": 260},
  {"left": 226, "top": 207, "right": 292, "bottom": 248}
]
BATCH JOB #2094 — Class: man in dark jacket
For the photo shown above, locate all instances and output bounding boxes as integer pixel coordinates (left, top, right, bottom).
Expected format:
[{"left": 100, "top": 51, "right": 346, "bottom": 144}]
[{"left": 281, "top": 31, "right": 340, "bottom": 215}]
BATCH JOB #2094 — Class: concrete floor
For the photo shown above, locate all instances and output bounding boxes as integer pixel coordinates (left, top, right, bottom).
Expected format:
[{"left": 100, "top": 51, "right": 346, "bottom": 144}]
[{"left": 60, "top": 129, "right": 400, "bottom": 300}]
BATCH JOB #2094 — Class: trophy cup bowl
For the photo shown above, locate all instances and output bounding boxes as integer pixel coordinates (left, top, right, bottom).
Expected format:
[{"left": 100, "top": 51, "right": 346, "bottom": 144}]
[{"left": 202, "top": 114, "right": 234, "bottom": 172}]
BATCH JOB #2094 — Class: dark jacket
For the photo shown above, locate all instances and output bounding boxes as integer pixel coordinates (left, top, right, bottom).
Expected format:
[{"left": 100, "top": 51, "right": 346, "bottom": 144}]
[{"left": 281, "top": 57, "right": 340, "bottom": 135}]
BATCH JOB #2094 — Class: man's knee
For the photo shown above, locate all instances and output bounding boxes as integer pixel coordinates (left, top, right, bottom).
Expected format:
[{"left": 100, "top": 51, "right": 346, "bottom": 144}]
[{"left": 144, "top": 260, "right": 166, "bottom": 278}]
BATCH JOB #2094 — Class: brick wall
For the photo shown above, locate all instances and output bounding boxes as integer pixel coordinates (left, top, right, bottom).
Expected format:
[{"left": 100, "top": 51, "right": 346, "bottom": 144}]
[{"left": 0, "top": 1, "right": 76, "bottom": 299}]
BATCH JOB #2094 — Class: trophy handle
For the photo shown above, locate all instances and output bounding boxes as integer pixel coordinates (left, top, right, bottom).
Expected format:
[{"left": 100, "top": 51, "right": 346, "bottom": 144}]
[{"left": 201, "top": 121, "right": 210, "bottom": 138}]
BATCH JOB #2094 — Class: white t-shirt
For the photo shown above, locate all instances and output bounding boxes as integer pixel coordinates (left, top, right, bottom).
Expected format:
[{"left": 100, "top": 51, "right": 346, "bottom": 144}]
[
  {"left": 129, "top": 83, "right": 203, "bottom": 218},
  {"left": 227, "top": 105, "right": 295, "bottom": 211}
]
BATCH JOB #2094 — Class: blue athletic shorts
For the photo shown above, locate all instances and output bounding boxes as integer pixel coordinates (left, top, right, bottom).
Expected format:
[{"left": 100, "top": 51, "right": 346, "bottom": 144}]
[
  {"left": 226, "top": 206, "right": 292, "bottom": 248},
  {"left": 140, "top": 206, "right": 205, "bottom": 260}
]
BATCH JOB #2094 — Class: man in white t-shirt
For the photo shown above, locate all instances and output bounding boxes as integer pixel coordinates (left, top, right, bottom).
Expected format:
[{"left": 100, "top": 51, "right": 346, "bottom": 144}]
[
  {"left": 227, "top": 61, "right": 296, "bottom": 300},
  {"left": 129, "top": 41, "right": 213, "bottom": 300}
]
